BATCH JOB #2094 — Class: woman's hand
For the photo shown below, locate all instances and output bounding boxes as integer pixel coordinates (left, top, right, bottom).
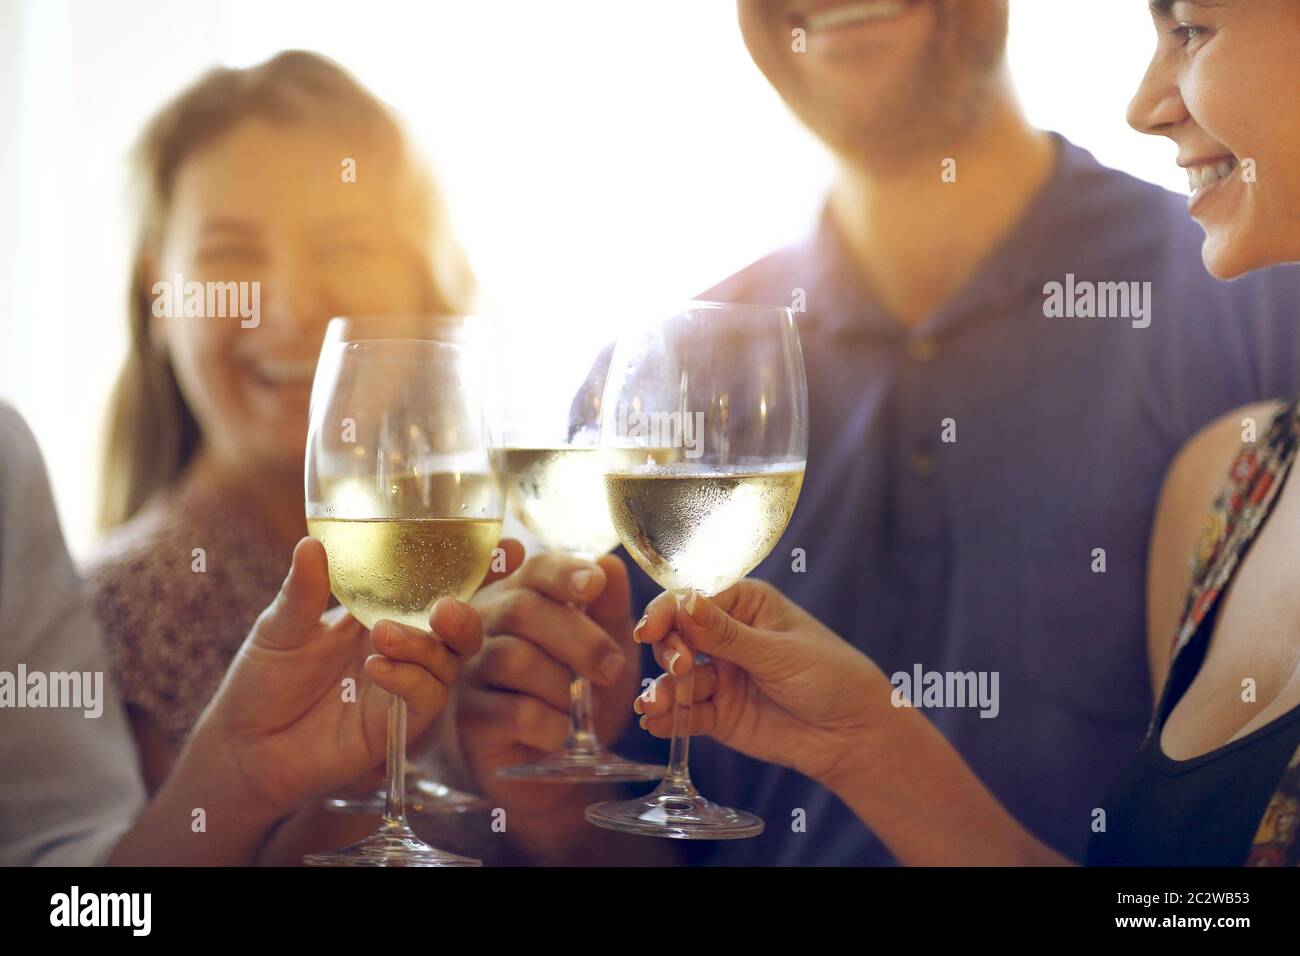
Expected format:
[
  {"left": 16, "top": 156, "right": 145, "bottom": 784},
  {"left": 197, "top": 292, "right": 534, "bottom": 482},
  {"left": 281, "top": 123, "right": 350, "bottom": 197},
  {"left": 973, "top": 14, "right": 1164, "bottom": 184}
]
[
  {"left": 111, "top": 536, "right": 523, "bottom": 865},
  {"left": 192, "top": 536, "right": 513, "bottom": 818},
  {"left": 632, "top": 579, "right": 893, "bottom": 787},
  {"left": 632, "top": 580, "right": 1068, "bottom": 866}
]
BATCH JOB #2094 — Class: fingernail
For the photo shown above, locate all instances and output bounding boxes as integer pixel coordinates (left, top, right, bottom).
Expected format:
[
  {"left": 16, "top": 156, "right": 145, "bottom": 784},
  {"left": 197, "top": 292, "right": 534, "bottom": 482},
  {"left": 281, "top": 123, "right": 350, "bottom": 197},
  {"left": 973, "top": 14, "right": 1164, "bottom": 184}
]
[
  {"left": 449, "top": 599, "right": 467, "bottom": 629},
  {"left": 371, "top": 657, "right": 392, "bottom": 675},
  {"left": 633, "top": 696, "right": 644, "bottom": 715},
  {"left": 599, "top": 652, "right": 625, "bottom": 684},
  {"left": 683, "top": 590, "right": 711, "bottom": 626},
  {"left": 638, "top": 715, "right": 648, "bottom": 731},
  {"left": 632, "top": 615, "right": 648, "bottom": 643},
  {"left": 571, "top": 569, "right": 593, "bottom": 595},
  {"left": 667, "top": 650, "right": 681, "bottom": 676}
]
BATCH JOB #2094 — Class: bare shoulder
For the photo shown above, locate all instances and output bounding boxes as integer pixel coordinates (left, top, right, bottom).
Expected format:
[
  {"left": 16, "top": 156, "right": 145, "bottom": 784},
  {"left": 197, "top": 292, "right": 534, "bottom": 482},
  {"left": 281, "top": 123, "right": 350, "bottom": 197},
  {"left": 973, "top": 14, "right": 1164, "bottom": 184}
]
[
  {"left": 1164, "top": 401, "right": 1284, "bottom": 503},
  {"left": 1146, "top": 400, "right": 1289, "bottom": 694}
]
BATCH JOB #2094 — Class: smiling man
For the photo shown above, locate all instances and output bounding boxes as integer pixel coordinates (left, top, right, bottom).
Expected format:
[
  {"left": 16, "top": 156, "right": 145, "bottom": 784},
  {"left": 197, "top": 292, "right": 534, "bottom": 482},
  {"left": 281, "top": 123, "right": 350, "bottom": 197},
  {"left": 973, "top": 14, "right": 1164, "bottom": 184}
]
[
  {"left": 597, "top": 0, "right": 1300, "bottom": 865},
  {"left": 453, "top": 0, "right": 1300, "bottom": 866}
]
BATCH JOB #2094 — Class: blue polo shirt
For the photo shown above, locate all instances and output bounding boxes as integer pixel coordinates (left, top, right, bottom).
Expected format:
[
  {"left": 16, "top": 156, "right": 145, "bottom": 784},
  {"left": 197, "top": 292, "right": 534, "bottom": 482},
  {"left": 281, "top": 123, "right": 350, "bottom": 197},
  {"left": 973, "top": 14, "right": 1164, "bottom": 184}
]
[{"left": 611, "top": 134, "right": 1300, "bottom": 865}]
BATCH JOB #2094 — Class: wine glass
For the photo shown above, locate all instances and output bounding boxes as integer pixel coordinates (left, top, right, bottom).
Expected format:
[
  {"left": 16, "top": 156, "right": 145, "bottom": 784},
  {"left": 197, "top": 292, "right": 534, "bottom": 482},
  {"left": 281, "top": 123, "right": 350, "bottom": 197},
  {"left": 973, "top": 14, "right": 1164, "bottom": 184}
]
[
  {"left": 303, "top": 330, "right": 505, "bottom": 866},
  {"left": 491, "top": 322, "right": 665, "bottom": 783},
  {"left": 585, "top": 301, "right": 807, "bottom": 839},
  {"left": 314, "top": 315, "right": 488, "bottom": 817}
]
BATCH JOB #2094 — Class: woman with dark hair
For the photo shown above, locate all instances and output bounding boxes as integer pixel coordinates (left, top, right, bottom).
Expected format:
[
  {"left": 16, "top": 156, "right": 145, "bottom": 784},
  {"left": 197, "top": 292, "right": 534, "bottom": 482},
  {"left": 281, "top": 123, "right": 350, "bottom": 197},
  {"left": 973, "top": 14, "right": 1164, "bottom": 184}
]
[{"left": 86, "top": 50, "right": 476, "bottom": 795}]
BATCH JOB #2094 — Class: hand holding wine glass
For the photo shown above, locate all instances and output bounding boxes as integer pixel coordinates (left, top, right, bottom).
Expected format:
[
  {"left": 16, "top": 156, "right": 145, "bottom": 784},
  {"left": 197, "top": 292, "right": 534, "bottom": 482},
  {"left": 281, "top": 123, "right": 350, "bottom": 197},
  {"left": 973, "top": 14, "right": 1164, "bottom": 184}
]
[
  {"left": 313, "top": 314, "right": 491, "bottom": 818},
  {"left": 304, "top": 329, "right": 507, "bottom": 866},
  {"left": 489, "top": 321, "right": 663, "bottom": 783},
  {"left": 109, "top": 534, "right": 519, "bottom": 868},
  {"left": 628, "top": 578, "right": 1066, "bottom": 868},
  {"left": 195, "top": 536, "right": 501, "bottom": 818},
  {"left": 457, "top": 552, "right": 646, "bottom": 818},
  {"left": 629, "top": 580, "right": 892, "bottom": 788},
  {"left": 587, "top": 300, "right": 809, "bottom": 839}
]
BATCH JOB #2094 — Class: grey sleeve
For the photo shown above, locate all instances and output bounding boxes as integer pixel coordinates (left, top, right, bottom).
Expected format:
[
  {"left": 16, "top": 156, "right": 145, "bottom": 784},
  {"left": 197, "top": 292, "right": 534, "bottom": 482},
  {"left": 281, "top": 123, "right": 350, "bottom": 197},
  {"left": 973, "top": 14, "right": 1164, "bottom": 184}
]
[{"left": 0, "top": 403, "right": 146, "bottom": 865}]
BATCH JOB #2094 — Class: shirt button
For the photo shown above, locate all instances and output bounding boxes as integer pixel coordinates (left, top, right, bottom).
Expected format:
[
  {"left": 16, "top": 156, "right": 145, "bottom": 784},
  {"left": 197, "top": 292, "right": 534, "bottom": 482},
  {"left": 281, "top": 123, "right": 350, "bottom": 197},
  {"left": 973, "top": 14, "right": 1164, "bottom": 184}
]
[
  {"left": 907, "top": 338, "right": 939, "bottom": 363},
  {"left": 910, "top": 450, "right": 937, "bottom": 477}
]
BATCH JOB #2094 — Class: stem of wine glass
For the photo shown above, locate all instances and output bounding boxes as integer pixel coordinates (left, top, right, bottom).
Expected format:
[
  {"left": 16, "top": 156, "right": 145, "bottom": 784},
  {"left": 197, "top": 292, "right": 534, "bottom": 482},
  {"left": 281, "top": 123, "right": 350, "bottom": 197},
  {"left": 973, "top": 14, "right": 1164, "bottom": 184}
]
[
  {"left": 565, "top": 676, "right": 600, "bottom": 753},
  {"left": 562, "top": 602, "right": 599, "bottom": 753},
  {"left": 383, "top": 692, "right": 408, "bottom": 827},
  {"left": 662, "top": 667, "right": 696, "bottom": 793}
]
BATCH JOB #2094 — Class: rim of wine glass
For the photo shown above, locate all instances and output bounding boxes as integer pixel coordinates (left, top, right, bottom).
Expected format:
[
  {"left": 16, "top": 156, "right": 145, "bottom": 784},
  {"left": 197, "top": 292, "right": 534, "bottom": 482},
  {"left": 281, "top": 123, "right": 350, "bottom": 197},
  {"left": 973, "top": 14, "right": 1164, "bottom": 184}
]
[
  {"left": 676, "top": 300, "right": 795, "bottom": 316},
  {"left": 616, "top": 299, "right": 801, "bottom": 344},
  {"left": 304, "top": 327, "right": 506, "bottom": 512},
  {"left": 597, "top": 299, "right": 808, "bottom": 459},
  {"left": 628, "top": 300, "right": 799, "bottom": 327},
  {"left": 324, "top": 313, "right": 479, "bottom": 345},
  {"left": 307, "top": 320, "right": 492, "bottom": 430},
  {"left": 330, "top": 337, "right": 469, "bottom": 355}
]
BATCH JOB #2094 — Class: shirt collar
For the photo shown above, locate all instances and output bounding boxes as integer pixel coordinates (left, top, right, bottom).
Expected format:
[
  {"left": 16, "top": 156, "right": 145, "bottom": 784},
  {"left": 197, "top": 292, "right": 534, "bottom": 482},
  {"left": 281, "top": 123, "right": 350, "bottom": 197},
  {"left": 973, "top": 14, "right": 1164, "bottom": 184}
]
[{"left": 802, "top": 132, "right": 1100, "bottom": 341}]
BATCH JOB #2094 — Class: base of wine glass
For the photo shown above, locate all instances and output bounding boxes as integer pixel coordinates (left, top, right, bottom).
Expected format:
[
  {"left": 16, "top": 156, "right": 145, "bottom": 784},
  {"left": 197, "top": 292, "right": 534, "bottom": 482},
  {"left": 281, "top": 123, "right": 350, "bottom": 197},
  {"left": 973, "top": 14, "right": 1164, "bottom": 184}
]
[
  {"left": 303, "top": 822, "right": 482, "bottom": 867},
  {"left": 584, "top": 781, "right": 764, "bottom": 840},
  {"left": 496, "top": 746, "right": 664, "bottom": 783},
  {"left": 325, "top": 771, "right": 488, "bottom": 815}
]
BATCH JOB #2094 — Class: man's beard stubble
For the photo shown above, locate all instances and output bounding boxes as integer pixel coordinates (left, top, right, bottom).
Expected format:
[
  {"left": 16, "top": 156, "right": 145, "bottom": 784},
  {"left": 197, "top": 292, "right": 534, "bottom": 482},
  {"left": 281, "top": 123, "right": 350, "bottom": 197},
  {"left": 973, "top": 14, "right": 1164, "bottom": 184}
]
[{"left": 808, "top": 4, "right": 1010, "bottom": 171}]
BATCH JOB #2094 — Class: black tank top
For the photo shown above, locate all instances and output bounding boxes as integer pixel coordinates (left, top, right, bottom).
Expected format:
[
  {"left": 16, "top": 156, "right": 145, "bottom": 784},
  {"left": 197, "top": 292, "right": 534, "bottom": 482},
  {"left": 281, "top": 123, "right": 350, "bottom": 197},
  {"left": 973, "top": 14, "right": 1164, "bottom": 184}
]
[
  {"left": 1086, "top": 592, "right": 1300, "bottom": 866},
  {"left": 1086, "top": 402, "right": 1300, "bottom": 866}
]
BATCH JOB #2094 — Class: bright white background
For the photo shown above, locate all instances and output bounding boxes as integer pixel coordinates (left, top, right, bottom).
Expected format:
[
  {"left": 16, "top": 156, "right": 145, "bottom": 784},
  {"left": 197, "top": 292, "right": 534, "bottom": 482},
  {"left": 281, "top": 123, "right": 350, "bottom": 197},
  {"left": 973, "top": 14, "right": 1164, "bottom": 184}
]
[{"left": 0, "top": 0, "right": 1180, "bottom": 556}]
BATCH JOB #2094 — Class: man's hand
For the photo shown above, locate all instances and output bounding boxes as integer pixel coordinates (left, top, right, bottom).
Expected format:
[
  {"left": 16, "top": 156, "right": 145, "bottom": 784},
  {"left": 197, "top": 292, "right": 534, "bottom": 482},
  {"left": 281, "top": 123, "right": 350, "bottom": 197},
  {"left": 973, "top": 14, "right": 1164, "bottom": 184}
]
[{"left": 457, "top": 553, "right": 643, "bottom": 817}]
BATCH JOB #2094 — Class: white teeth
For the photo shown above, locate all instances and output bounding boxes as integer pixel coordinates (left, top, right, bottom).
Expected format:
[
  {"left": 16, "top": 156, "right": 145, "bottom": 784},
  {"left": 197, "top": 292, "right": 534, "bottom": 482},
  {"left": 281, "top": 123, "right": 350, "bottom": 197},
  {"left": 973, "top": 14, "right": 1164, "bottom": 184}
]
[
  {"left": 1186, "top": 157, "right": 1239, "bottom": 194},
  {"left": 806, "top": 0, "right": 907, "bottom": 31}
]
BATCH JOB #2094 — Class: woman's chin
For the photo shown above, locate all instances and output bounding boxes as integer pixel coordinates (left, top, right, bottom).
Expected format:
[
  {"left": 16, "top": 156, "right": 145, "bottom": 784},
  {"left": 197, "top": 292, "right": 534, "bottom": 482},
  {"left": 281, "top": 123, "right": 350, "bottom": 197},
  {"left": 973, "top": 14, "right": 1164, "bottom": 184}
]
[
  {"left": 1202, "top": 236, "right": 1266, "bottom": 282},
  {"left": 1200, "top": 228, "right": 1300, "bottom": 281},
  {"left": 1202, "top": 248, "right": 1248, "bottom": 282}
]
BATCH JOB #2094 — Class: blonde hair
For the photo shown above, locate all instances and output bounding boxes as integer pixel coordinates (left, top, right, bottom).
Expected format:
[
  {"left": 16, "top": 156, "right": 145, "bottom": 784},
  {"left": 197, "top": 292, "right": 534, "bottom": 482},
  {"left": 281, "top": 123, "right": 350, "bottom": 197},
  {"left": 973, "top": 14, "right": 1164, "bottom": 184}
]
[{"left": 99, "top": 49, "right": 475, "bottom": 531}]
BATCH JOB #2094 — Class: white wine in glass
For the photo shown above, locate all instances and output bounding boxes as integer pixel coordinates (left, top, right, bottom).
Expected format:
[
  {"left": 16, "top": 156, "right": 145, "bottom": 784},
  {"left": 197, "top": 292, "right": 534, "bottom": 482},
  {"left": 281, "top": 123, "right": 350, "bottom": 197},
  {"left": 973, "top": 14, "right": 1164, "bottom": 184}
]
[
  {"left": 504, "top": 448, "right": 622, "bottom": 560},
  {"left": 586, "top": 301, "right": 808, "bottom": 839},
  {"left": 493, "top": 332, "right": 664, "bottom": 783},
  {"left": 313, "top": 316, "right": 488, "bottom": 817},
  {"left": 303, "top": 329, "right": 504, "bottom": 866},
  {"left": 604, "top": 463, "right": 805, "bottom": 597}
]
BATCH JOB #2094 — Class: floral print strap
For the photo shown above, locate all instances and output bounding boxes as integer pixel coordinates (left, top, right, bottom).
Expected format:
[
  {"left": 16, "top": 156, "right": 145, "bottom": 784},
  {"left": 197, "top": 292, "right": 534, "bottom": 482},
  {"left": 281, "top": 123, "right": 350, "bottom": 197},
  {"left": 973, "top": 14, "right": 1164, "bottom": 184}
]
[
  {"left": 1247, "top": 746, "right": 1300, "bottom": 866},
  {"left": 1173, "top": 401, "right": 1300, "bottom": 658},
  {"left": 1167, "top": 400, "right": 1300, "bottom": 866}
]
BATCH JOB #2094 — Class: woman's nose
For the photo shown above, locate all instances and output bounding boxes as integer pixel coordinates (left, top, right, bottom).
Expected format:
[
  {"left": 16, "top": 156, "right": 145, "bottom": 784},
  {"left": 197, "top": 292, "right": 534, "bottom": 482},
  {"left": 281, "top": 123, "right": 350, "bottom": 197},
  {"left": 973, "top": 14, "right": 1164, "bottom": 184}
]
[
  {"left": 260, "top": 259, "right": 330, "bottom": 332},
  {"left": 1127, "top": 53, "right": 1188, "bottom": 137}
]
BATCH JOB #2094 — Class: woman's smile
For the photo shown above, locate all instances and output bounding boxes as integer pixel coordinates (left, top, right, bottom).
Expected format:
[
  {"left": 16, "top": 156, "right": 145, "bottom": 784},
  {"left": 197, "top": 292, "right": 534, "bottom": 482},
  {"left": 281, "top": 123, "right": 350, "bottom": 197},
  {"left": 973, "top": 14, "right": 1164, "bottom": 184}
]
[{"left": 1182, "top": 153, "right": 1241, "bottom": 217}]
